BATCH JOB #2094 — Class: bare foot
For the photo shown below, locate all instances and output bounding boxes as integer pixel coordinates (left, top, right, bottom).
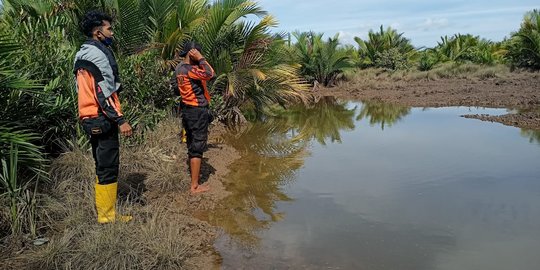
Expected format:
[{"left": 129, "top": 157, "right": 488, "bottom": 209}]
[{"left": 190, "top": 185, "right": 210, "bottom": 194}]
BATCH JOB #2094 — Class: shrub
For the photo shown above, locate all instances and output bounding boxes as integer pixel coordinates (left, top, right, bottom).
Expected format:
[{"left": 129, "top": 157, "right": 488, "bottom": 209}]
[
  {"left": 354, "top": 26, "right": 415, "bottom": 68},
  {"left": 374, "top": 47, "right": 410, "bottom": 70}
]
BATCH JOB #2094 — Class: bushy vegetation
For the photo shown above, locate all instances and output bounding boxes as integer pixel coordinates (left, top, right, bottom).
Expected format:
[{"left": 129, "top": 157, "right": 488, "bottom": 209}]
[
  {"left": 0, "top": 0, "right": 308, "bottom": 241},
  {"left": 354, "top": 26, "right": 415, "bottom": 70},
  {"left": 507, "top": 9, "right": 540, "bottom": 70},
  {"left": 289, "top": 31, "right": 356, "bottom": 86},
  {"left": 290, "top": 9, "right": 539, "bottom": 82}
]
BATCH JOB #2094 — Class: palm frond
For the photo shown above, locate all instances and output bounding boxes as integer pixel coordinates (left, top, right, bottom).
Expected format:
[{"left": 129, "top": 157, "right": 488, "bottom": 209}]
[{"left": 114, "top": 0, "right": 148, "bottom": 54}]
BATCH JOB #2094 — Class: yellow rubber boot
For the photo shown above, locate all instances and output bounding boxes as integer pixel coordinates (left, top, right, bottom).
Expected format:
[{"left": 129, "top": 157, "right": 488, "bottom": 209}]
[
  {"left": 95, "top": 182, "right": 132, "bottom": 224},
  {"left": 181, "top": 128, "right": 187, "bottom": 143}
]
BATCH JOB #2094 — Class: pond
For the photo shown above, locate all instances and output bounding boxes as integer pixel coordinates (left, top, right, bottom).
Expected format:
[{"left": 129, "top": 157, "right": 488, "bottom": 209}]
[{"left": 205, "top": 97, "right": 540, "bottom": 270}]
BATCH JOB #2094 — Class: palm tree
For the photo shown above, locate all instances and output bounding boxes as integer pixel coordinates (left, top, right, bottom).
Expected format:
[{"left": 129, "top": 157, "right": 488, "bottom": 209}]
[
  {"left": 0, "top": 34, "right": 47, "bottom": 236},
  {"left": 507, "top": 9, "right": 540, "bottom": 69},
  {"left": 111, "top": 0, "right": 308, "bottom": 123},
  {"left": 291, "top": 31, "right": 355, "bottom": 86},
  {"left": 354, "top": 25, "right": 415, "bottom": 69},
  {"left": 189, "top": 1, "right": 308, "bottom": 123},
  {"left": 435, "top": 34, "right": 477, "bottom": 62}
]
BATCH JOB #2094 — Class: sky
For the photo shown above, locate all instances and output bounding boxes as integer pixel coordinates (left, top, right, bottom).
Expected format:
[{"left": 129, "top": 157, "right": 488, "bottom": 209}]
[{"left": 256, "top": 0, "right": 539, "bottom": 47}]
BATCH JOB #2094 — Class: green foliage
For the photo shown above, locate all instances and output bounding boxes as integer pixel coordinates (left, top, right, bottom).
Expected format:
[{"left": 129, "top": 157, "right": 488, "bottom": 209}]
[
  {"left": 188, "top": 5, "right": 308, "bottom": 123},
  {"left": 507, "top": 9, "right": 540, "bottom": 69},
  {"left": 120, "top": 51, "right": 171, "bottom": 109},
  {"left": 0, "top": 0, "right": 310, "bottom": 136},
  {"left": 8, "top": 13, "right": 78, "bottom": 148},
  {"left": 417, "top": 50, "right": 439, "bottom": 71},
  {"left": 0, "top": 26, "right": 49, "bottom": 238},
  {"left": 375, "top": 47, "right": 410, "bottom": 70},
  {"left": 434, "top": 34, "right": 503, "bottom": 65},
  {"left": 113, "top": 0, "right": 149, "bottom": 54},
  {"left": 436, "top": 34, "right": 472, "bottom": 62},
  {"left": 291, "top": 31, "right": 355, "bottom": 86},
  {"left": 354, "top": 25, "right": 415, "bottom": 70},
  {"left": 0, "top": 126, "right": 47, "bottom": 236},
  {"left": 119, "top": 50, "right": 171, "bottom": 138}
]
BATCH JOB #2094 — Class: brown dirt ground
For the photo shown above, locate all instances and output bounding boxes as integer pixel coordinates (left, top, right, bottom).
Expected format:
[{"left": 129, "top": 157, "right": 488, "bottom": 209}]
[{"left": 313, "top": 72, "right": 540, "bottom": 130}]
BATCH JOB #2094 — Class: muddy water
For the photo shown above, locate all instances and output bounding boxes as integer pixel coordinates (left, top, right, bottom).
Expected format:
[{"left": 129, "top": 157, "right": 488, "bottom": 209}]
[{"left": 207, "top": 98, "right": 540, "bottom": 270}]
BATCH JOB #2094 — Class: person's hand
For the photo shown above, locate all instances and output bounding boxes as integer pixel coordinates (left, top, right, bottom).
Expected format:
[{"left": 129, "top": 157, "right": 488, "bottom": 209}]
[
  {"left": 189, "top": 49, "right": 204, "bottom": 62},
  {"left": 119, "top": 122, "right": 133, "bottom": 137}
]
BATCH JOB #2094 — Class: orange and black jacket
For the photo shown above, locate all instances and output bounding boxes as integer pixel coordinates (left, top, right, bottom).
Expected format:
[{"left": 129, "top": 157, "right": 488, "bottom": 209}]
[
  {"left": 75, "top": 70, "right": 124, "bottom": 125},
  {"left": 172, "top": 58, "right": 215, "bottom": 107},
  {"left": 74, "top": 40, "right": 125, "bottom": 125}
]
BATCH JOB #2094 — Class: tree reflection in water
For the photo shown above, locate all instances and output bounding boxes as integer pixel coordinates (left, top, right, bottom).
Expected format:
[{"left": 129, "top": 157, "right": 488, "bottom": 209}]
[
  {"left": 356, "top": 100, "right": 411, "bottom": 130},
  {"left": 205, "top": 97, "right": 356, "bottom": 245},
  {"left": 517, "top": 107, "right": 540, "bottom": 145},
  {"left": 521, "top": 128, "right": 540, "bottom": 144}
]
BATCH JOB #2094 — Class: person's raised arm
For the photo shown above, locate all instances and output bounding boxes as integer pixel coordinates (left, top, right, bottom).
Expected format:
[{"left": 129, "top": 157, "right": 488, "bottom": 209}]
[{"left": 187, "top": 49, "right": 215, "bottom": 81}]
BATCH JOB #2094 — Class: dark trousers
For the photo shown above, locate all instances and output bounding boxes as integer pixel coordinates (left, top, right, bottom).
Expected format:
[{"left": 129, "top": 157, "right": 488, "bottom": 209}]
[
  {"left": 181, "top": 106, "right": 210, "bottom": 158},
  {"left": 83, "top": 118, "right": 119, "bottom": 185}
]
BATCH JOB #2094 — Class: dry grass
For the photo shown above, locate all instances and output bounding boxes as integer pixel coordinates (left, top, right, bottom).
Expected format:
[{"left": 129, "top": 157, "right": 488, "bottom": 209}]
[
  {"left": 344, "top": 63, "right": 512, "bottom": 86},
  {"left": 1, "top": 116, "right": 218, "bottom": 270}
]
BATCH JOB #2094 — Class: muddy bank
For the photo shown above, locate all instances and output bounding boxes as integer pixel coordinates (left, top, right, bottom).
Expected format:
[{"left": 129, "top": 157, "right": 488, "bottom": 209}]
[
  {"left": 314, "top": 71, "right": 540, "bottom": 130},
  {"left": 150, "top": 121, "right": 240, "bottom": 268},
  {"left": 116, "top": 120, "right": 240, "bottom": 269}
]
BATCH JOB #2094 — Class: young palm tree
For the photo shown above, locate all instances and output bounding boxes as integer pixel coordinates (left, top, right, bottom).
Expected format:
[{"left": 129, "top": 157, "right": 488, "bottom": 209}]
[
  {"left": 507, "top": 9, "right": 540, "bottom": 69},
  {"left": 435, "top": 34, "right": 479, "bottom": 62},
  {"left": 0, "top": 34, "right": 47, "bottom": 236},
  {"left": 354, "top": 25, "right": 415, "bottom": 69},
  {"left": 291, "top": 31, "right": 355, "bottom": 86},
  {"left": 188, "top": 1, "right": 308, "bottom": 123},
  {"left": 109, "top": 0, "right": 308, "bottom": 123}
]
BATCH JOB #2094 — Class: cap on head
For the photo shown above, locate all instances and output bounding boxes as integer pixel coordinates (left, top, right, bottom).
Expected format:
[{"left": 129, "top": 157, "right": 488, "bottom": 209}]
[{"left": 179, "top": 41, "right": 202, "bottom": 57}]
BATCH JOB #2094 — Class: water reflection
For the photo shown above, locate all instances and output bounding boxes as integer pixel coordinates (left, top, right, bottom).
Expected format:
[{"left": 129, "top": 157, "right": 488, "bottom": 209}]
[
  {"left": 521, "top": 129, "right": 540, "bottom": 144},
  {"left": 357, "top": 101, "right": 411, "bottom": 130},
  {"left": 209, "top": 101, "right": 540, "bottom": 269},
  {"left": 272, "top": 97, "right": 356, "bottom": 145},
  {"left": 205, "top": 97, "right": 356, "bottom": 245}
]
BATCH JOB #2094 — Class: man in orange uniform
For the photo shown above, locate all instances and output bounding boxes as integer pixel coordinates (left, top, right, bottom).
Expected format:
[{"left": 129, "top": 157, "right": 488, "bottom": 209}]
[
  {"left": 73, "top": 11, "right": 133, "bottom": 223},
  {"left": 172, "top": 41, "right": 215, "bottom": 194}
]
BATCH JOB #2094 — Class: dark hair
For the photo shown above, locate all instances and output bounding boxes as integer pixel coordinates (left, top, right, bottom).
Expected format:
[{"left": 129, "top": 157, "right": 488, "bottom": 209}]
[
  {"left": 80, "top": 10, "right": 113, "bottom": 38},
  {"left": 179, "top": 41, "right": 203, "bottom": 57}
]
